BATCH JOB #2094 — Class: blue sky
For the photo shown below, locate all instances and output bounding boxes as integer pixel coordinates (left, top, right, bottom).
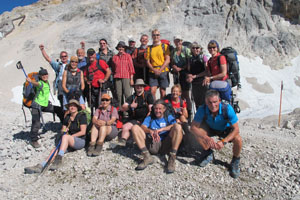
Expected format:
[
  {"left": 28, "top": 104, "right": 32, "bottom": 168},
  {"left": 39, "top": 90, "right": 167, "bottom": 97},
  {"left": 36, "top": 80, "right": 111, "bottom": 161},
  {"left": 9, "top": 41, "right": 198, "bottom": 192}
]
[{"left": 0, "top": 0, "right": 39, "bottom": 15}]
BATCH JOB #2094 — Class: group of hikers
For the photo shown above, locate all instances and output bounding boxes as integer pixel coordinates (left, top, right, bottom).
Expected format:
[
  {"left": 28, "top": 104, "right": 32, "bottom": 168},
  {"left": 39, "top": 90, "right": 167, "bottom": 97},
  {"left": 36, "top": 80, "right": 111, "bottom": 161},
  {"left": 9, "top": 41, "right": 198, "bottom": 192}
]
[{"left": 23, "top": 29, "right": 242, "bottom": 178}]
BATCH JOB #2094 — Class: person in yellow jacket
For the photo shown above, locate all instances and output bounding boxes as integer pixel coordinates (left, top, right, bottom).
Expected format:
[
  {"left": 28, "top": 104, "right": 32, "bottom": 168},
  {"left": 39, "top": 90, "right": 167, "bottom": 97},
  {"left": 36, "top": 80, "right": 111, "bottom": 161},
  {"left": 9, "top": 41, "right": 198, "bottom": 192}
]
[{"left": 146, "top": 29, "right": 170, "bottom": 100}]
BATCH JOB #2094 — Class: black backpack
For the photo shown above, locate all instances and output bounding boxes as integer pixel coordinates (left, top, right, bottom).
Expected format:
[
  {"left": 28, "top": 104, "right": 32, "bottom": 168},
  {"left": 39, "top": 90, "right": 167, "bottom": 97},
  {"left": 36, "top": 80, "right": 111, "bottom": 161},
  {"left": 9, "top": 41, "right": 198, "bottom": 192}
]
[{"left": 218, "top": 47, "right": 241, "bottom": 88}]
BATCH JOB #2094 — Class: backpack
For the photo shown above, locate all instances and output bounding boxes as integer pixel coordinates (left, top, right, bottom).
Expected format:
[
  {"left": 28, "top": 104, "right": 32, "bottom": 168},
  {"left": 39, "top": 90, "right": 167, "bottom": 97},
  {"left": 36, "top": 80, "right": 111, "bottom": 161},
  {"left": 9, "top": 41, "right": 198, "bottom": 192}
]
[
  {"left": 218, "top": 47, "right": 241, "bottom": 88},
  {"left": 209, "top": 80, "right": 232, "bottom": 102},
  {"left": 22, "top": 72, "right": 44, "bottom": 108}
]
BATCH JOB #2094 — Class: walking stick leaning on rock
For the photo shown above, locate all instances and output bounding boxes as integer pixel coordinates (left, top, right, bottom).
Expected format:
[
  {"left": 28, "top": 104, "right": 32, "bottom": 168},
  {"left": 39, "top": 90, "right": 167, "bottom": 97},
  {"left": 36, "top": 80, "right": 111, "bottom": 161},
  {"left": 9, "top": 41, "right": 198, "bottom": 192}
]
[{"left": 278, "top": 81, "right": 283, "bottom": 127}]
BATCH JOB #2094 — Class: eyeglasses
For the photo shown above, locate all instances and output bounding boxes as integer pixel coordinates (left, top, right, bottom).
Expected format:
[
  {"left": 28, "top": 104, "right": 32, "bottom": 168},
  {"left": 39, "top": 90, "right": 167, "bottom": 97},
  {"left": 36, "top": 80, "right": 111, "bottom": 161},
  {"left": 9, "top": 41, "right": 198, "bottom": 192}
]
[
  {"left": 208, "top": 46, "right": 217, "bottom": 50},
  {"left": 152, "top": 34, "right": 160, "bottom": 37},
  {"left": 61, "top": 55, "right": 68, "bottom": 58},
  {"left": 101, "top": 98, "right": 110, "bottom": 102},
  {"left": 71, "top": 61, "right": 78, "bottom": 63},
  {"left": 100, "top": 43, "right": 106, "bottom": 45},
  {"left": 192, "top": 47, "right": 200, "bottom": 49}
]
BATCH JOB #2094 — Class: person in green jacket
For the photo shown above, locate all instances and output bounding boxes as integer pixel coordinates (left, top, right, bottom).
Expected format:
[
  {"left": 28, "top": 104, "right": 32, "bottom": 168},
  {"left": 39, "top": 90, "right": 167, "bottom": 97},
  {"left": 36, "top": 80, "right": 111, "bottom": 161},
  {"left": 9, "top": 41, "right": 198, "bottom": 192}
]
[{"left": 26, "top": 68, "right": 63, "bottom": 148}]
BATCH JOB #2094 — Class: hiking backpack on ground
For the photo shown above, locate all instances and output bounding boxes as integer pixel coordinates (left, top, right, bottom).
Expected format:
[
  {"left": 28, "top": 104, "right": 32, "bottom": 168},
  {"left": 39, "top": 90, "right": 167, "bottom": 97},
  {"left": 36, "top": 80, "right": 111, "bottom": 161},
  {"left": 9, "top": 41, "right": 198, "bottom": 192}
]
[{"left": 218, "top": 47, "right": 241, "bottom": 88}]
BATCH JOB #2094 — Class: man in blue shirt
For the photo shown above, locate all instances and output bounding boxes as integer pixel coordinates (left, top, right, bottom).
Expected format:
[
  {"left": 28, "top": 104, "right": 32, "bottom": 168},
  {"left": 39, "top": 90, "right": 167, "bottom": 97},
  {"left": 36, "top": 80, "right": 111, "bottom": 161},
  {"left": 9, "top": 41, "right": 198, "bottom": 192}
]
[
  {"left": 131, "top": 99, "right": 183, "bottom": 173},
  {"left": 191, "top": 90, "right": 242, "bottom": 178}
]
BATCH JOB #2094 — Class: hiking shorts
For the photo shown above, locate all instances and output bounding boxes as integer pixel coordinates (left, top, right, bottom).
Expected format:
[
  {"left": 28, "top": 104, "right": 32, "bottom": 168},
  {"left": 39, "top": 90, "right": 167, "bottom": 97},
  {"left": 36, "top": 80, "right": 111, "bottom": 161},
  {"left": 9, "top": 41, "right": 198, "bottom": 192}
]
[
  {"left": 200, "top": 121, "right": 233, "bottom": 139},
  {"left": 105, "top": 126, "right": 118, "bottom": 141},
  {"left": 149, "top": 71, "right": 169, "bottom": 89},
  {"left": 146, "top": 133, "right": 172, "bottom": 155},
  {"left": 72, "top": 137, "right": 86, "bottom": 150}
]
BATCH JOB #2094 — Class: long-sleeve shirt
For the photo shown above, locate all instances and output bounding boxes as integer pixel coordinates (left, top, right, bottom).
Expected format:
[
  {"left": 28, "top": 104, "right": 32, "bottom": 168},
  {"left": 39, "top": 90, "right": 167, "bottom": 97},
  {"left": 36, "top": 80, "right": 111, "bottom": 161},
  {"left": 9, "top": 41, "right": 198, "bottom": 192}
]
[{"left": 112, "top": 52, "right": 135, "bottom": 79}]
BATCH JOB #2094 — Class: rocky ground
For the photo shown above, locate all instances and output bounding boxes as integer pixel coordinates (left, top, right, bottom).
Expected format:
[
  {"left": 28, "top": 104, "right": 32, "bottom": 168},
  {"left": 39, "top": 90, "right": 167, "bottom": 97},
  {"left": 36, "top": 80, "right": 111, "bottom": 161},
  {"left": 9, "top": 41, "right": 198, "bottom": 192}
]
[{"left": 0, "top": 106, "right": 299, "bottom": 200}]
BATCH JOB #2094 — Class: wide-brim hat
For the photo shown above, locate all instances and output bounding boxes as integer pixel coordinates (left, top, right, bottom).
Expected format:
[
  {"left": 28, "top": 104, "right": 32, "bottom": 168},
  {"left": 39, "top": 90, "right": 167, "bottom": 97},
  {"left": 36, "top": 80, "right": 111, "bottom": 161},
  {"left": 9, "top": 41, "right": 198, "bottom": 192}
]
[
  {"left": 133, "top": 79, "right": 147, "bottom": 86},
  {"left": 87, "top": 48, "right": 96, "bottom": 56},
  {"left": 115, "top": 41, "right": 126, "bottom": 50},
  {"left": 66, "top": 99, "right": 81, "bottom": 111},
  {"left": 38, "top": 67, "right": 48, "bottom": 76}
]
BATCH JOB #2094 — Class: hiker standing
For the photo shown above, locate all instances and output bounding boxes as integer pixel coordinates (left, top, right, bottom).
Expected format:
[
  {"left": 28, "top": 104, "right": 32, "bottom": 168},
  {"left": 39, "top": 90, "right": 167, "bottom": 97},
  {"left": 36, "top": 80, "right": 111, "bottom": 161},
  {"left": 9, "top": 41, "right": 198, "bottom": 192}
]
[
  {"left": 39, "top": 44, "right": 69, "bottom": 112},
  {"left": 202, "top": 40, "right": 228, "bottom": 86},
  {"left": 170, "top": 35, "right": 192, "bottom": 120},
  {"left": 112, "top": 41, "right": 135, "bottom": 108},
  {"left": 83, "top": 48, "right": 111, "bottom": 110},
  {"left": 87, "top": 93, "right": 119, "bottom": 156},
  {"left": 118, "top": 79, "right": 154, "bottom": 147},
  {"left": 125, "top": 38, "right": 136, "bottom": 55},
  {"left": 132, "top": 34, "right": 149, "bottom": 83},
  {"left": 190, "top": 90, "right": 242, "bottom": 178},
  {"left": 186, "top": 42, "right": 209, "bottom": 109},
  {"left": 76, "top": 43, "right": 87, "bottom": 70},
  {"left": 131, "top": 99, "right": 183, "bottom": 173},
  {"left": 24, "top": 99, "right": 87, "bottom": 173},
  {"left": 146, "top": 29, "right": 170, "bottom": 100},
  {"left": 26, "top": 68, "right": 63, "bottom": 148},
  {"left": 62, "top": 56, "right": 85, "bottom": 111}
]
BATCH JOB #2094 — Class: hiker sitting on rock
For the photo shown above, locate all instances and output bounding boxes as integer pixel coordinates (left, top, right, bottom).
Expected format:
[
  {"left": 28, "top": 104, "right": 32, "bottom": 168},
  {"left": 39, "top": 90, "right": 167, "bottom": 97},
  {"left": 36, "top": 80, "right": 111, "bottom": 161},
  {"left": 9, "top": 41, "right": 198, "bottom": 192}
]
[
  {"left": 26, "top": 68, "right": 63, "bottom": 148},
  {"left": 87, "top": 93, "right": 119, "bottom": 157},
  {"left": 190, "top": 89, "right": 242, "bottom": 178},
  {"left": 131, "top": 99, "right": 183, "bottom": 173},
  {"left": 117, "top": 79, "right": 154, "bottom": 147},
  {"left": 24, "top": 99, "right": 87, "bottom": 174},
  {"left": 62, "top": 56, "right": 85, "bottom": 112}
]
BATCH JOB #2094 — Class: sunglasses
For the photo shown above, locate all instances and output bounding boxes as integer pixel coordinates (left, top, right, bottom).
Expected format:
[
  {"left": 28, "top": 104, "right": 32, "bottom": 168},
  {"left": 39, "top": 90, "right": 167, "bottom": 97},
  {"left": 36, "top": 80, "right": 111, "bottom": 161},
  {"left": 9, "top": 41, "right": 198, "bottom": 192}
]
[
  {"left": 101, "top": 98, "right": 110, "bottom": 102},
  {"left": 61, "top": 55, "right": 68, "bottom": 58},
  {"left": 71, "top": 61, "right": 78, "bottom": 63},
  {"left": 100, "top": 43, "right": 106, "bottom": 45},
  {"left": 208, "top": 46, "right": 217, "bottom": 49},
  {"left": 152, "top": 34, "right": 160, "bottom": 37},
  {"left": 192, "top": 47, "right": 200, "bottom": 49}
]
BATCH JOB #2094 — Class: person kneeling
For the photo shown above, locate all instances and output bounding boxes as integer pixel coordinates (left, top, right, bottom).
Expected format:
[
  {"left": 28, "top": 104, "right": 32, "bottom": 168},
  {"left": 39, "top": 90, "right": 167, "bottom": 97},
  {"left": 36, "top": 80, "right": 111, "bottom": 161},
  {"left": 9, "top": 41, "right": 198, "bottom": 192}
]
[
  {"left": 131, "top": 99, "right": 183, "bottom": 173},
  {"left": 24, "top": 99, "right": 87, "bottom": 174},
  {"left": 190, "top": 90, "right": 242, "bottom": 178},
  {"left": 87, "top": 93, "right": 118, "bottom": 156}
]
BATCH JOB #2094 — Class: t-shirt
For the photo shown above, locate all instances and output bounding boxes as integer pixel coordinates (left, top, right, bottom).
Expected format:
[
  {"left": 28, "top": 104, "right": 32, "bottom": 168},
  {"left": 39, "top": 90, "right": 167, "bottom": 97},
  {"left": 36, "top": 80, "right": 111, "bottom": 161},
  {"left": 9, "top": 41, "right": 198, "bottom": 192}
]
[
  {"left": 35, "top": 80, "right": 50, "bottom": 107},
  {"left": 63, "top": 112, "right": 87, "bottom": 138},
  {"left": 94, "top": 105, "right": 119, "bottom": 125},
  {"left": 207, "top": 52, "right": 228, "bottom": 81},
  {"left": 146, "top": 43, "right": 170, "bottom": 72},
  {"left": 164, "top": 98, "right": 187, "bottom": 118},
  {"left": 126, "top": 92, "right": 154, "bottom": 122},
  {"left": 142, "top": 115, "right": 176, "bottom": 140},
  {"left": 193, "top": 103, "right": 238, "bottom": 131},
  {"left": 83, "top": 60, "right": 109, "bottom": 88},
  {"left": 189, "top": 54, "right": 208, "bottom": 83},
  {"left": 171, "top": 46, "right": 191, "bottom": 68}
]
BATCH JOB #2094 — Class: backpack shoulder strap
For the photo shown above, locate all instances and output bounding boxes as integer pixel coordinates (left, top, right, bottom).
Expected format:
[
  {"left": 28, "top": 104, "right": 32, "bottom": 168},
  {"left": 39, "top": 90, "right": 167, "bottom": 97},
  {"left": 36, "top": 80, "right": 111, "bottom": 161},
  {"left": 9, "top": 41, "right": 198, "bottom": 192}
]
[
  {"left": 221, "top": 102, "right": 231, "bottom": 126},
  {"left": 161, "top": 43, "right": 166, "bottom": 55},
  {"left": 96, "top": 60, "right": 106, "bottom": 74}
]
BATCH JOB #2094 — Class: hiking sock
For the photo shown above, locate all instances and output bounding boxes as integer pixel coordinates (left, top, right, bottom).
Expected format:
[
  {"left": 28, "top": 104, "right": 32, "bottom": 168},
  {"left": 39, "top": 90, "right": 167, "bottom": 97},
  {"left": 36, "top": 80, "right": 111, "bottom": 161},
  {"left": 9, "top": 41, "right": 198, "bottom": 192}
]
[
  {"left": 58, "top": 150, "right": 65, "bottom": 157},
  {"left": 141, "top": 147, "right": 148, "bottom": 153},
  {"left": 171, "top": 149, "right": 177, "bottom": 154},
  {"left": 41, "top": 161, "right": 47, "bottom": 168}
]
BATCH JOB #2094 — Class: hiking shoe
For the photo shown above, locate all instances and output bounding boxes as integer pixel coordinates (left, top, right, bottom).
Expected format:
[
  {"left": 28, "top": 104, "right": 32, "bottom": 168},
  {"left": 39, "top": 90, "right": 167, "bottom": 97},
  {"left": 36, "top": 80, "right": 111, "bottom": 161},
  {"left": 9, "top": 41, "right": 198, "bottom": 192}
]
[
  {"left": 87, "top": 143, "right": 96, "bottom": 157},
  {"left": 135, "top": 151, "right": 154, "bottom": 170},
  {"left": 167, "top": 152, "right": 176, "bottom": 174},
  {"left": 230, "top": 156, "right": 240, "bottom": 179},
  {"left": 49, "top": 155, "right": 63, "bottom": 171},
  {"left": 30, "top": 141, "right": 41, "bottom": 148},
  {"left": 24, "top": 164, "right": 43, "bottom": 174},
  {"left": 92, "top": 144, "right": 103, "bottom": 156},
  {"left": 199, "top": 149, "right": 213, "bottom": 167},
  {"left": 118, "top": 138, "right": 127, "bottom": 147}
]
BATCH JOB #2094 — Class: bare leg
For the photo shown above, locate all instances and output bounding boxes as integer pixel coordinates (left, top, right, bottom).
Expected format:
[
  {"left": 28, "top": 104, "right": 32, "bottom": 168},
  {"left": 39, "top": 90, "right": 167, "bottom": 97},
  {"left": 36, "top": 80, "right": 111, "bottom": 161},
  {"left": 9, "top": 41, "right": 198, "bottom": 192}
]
[
  {"left": 232, "top": 134, "right": 242, "bottom": 157},
  {"left": 151, "top": 86, "right": 157, "bottom": 101},
  {"left": 90, "top": 125, "right": 99, "bottom": 143},
  {"left": 121, "top": 122, "right": 134, "bottom": 140},
  {"left": 169, "top": 123, "right": 183, "bottom": 151},
  {"left": 97, "top": 125, "right": 112, "bottom": 144},
  {"left": 160, "top": 87, "right": 166, "bottom": 99},
  {"left": 131, "top": 125, "right": 147, "bottom": 150}
]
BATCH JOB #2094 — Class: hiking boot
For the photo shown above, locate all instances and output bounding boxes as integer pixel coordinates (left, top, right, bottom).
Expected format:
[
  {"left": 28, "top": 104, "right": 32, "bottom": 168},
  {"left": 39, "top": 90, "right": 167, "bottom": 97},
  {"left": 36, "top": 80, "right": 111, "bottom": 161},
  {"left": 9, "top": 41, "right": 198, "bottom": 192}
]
[
  {"left": 30, "top": 140, "right": 41, "bottom": 148},
  {"left": 167, "top": 152, "right": 176, "bottom": 174},
  {"left": 230, "top": 156, "right": 240, "bottom": 179},
  {"left": 92, "top": 143, "right": 103, "bottom": 156},
  {"left": 199, "top": 149, "right": 213, "bottom": 167},
  {"left": 118, "top": 138, "right": 127, "bottom": 147},
  {"left": 24, "top": 164, "right": 43, "bottom": 174},
  {"left": 135, "top": 151, "right": 154, "bottom": 170},
  {"left": 49, "top": 155, "right": 63, "bottom": 171},
  {"left": 87, "top": 142, "right": 96, "bottom": 157}
]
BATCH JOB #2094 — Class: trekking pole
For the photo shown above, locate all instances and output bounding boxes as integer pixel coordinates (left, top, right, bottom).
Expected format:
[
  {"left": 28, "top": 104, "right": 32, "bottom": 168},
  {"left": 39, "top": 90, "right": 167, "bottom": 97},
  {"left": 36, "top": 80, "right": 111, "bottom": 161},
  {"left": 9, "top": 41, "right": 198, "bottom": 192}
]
[
  {"left": 40, "top": 120, "right": 71, "bottom": 175},
  {"left": 278, "top": 81, "right": 283, "bottom": 127},
  {"left": 16, "top": 61, "right": 33, "bottom": 87}
]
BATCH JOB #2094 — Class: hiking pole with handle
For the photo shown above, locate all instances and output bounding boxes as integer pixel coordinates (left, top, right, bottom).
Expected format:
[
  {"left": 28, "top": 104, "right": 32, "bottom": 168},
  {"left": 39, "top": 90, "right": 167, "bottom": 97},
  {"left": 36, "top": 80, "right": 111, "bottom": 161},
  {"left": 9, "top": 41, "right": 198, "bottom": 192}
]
[
  {"left": 39, "top": 119, "right": 71, "bottom": 175},
  {"left": 16, "top": 61, "right": 32, "bottom": 87},
  {"left": 278, "top": 81, "right": 283, "bottom": 127}
]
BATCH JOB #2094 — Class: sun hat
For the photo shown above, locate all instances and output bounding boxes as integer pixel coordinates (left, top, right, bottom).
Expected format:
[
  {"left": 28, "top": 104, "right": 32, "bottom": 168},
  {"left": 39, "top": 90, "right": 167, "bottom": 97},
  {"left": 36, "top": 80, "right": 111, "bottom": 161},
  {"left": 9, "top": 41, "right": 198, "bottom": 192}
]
[
  {"left": 115, "top": 41, "right": 126, "bottom": 50},
  {"left": 133, "top": 79, "right": 147, "bottom": 86},
  {"left": 173, "top": 35, "right": 183, "bottom": 41},
  {"left": 38, "top": 67, "right": 48, "bottom": 76},
  {"left": 87, "top": 48, "right": 96, "bottom": 56},
  {"left": 66, "top": 99, "right": 81, "bottom": 111},
  {"left": 101, "top": 93, "right": 111, "bottom": 100}
]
